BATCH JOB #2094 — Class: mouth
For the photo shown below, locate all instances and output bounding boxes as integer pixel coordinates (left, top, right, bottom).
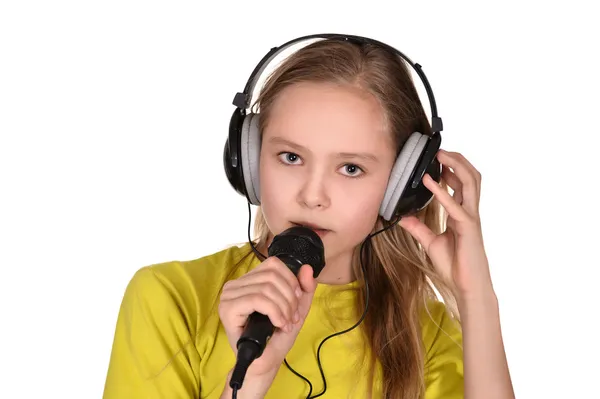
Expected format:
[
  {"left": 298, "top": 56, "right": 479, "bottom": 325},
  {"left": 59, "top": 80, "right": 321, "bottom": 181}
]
[{"left": 291, "top": 221, "right": 331, "bottom": 237}]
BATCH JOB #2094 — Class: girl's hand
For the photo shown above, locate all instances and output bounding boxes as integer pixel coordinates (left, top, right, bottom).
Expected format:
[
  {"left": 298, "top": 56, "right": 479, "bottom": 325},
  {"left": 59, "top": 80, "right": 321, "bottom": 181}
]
[
  {"left": 218, "top": 257, "right": 317, "bottom": 377},
  {"left": 399, "top": 149, "right": 494, "bottom": 301}
]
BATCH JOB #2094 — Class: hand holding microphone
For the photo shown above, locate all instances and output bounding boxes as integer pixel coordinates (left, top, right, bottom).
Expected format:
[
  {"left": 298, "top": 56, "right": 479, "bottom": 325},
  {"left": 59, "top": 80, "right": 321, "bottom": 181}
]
[{"left": 217, "top": 226, "right": 325, "bottom": 396}]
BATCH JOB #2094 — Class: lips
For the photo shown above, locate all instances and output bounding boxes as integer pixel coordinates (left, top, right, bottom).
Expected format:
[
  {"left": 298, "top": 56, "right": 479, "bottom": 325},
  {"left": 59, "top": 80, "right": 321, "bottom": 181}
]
[{"left": 291, "top": 221, "right": 331, "bottom": 237}]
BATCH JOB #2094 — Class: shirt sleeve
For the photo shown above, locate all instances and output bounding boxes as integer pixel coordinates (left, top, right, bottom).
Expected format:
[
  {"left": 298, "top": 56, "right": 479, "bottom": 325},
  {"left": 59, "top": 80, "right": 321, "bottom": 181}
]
[
  {"left": 102, "top": 266, "right": 202, "bottom": 399},
  {"left": 422, "top": 301, "right": 464, "bottom": 399}
]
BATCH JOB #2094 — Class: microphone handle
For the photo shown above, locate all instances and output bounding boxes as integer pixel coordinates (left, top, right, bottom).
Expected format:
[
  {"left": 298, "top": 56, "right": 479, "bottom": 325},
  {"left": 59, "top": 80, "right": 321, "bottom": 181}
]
[
  {"left": 236, "top": 253, "right": 304, "bottom": 356},
  {"left": 236, "top": 312, "right": 274, "bottom": 357}
]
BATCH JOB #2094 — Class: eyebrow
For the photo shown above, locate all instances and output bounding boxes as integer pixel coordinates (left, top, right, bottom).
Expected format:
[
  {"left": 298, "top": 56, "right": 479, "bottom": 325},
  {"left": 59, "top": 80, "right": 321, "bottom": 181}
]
[{"left": 267, "top": 136, "right": 379, "bottom": 162}]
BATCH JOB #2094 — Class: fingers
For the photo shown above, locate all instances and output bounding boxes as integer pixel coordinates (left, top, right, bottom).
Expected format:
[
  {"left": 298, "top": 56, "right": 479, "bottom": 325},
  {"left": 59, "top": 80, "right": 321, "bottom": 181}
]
[
  {"left": 219, "top": 256, "right": 309, "bottom": 334},
  {"left": 439, "top": 150, "right": 481, "bottom": 184},
  {"left": 297, "top": 265, "right": 317, "bottom": 293},
  {"left": 232, "top": 264, "right": 300, "bottom": 320},
  {"left": 221, "top": 281, "right": 298, "bottom": 326},
  {"left": 218, "top": 258, "right": 322, "bottom": 374},
  {"left": 260, "top": 256, "right": 303, "bottom": 297},
  {"left": 435, "top": 150, "right": 481, "bottom": 215},
  {"left": 441, "top": 164, "right": 463, "bottom": 206},
  {"left": 399, "top": 215, "right": 437, "bottom": 252},
  {"left": 221, "top": 289, "right": 291, "bottom": 330},
  {"left": 423, "top": 173, "right": 468, "bottom": 221}
]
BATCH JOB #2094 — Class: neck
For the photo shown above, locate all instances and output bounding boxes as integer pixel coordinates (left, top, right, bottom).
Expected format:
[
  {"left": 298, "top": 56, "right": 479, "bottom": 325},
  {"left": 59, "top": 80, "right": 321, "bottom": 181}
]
[
  {"left": 256, "top": 234, "right": 356, "bottom": 286},
  {"left": 314, "top": 250, "right": 356, "bottom": 285}
]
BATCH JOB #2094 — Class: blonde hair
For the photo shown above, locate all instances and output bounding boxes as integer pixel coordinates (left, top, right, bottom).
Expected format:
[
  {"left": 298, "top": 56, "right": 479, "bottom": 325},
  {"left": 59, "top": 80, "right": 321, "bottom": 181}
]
[{"left": 250, "top": 38, "right": 461, "bottom": 399}]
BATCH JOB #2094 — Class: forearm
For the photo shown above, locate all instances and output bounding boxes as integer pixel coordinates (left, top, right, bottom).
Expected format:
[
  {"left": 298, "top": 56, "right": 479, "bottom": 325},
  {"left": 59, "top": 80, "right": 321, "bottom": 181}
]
[
  {"left": 220, "top": 368, "right": 278, "bottom": 399},
  {"left": 459, "top": 289, "right": 515, "bottom": 399}
]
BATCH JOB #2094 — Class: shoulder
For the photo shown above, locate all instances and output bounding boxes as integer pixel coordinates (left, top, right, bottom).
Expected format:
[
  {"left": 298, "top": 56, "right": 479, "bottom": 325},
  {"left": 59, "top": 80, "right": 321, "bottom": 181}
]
[
  {"left": 104, "top": 244, "right": 258, "bottom": 396},
  {"left": 419, "top": 299, "right": 464, "bottom": 398},
  {"left": 121, "top": 243, "right": 258, "bottom": 334},
  {"left": 144, "top": 242, "right": 258, "bottom": 294}
]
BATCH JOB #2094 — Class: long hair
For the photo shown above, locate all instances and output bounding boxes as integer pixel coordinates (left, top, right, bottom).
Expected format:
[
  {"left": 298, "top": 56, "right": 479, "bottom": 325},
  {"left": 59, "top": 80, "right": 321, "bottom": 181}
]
[{"left": 251, "top": 38, "right": 461, "bottom": 399}]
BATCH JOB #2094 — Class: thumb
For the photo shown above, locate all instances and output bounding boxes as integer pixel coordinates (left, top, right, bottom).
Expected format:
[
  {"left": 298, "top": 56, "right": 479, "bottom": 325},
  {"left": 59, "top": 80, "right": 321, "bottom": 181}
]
[
  {"left": 297, "top": 264, "right": 317, "bottom": 293},
  {"left": 294, "top": 265, "right": 317, "bottom": 320},
  {"left": 399, "top": 215, "right": 436, "bottom": 252}
]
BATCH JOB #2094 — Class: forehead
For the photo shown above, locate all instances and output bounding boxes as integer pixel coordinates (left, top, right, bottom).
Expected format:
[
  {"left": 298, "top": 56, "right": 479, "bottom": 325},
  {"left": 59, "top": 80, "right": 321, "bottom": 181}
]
[{"left": 263, "top": 82, "right": 393, "bottom": 153}]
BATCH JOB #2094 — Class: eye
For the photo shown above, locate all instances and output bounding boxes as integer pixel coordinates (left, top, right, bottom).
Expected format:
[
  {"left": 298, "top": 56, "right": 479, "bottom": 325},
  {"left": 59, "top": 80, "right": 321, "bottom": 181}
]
[
  {"left": 278, "top": 152, "right": 303, "bottom": 165},
  {"left": 340, "top": 164, "right": 364, "bottom": 177}
]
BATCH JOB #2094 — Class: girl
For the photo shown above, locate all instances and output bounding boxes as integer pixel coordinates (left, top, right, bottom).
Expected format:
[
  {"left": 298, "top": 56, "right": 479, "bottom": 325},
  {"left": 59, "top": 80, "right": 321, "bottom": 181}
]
[{"left": 103, "top": 35, "right": 514, "bottom": 399}]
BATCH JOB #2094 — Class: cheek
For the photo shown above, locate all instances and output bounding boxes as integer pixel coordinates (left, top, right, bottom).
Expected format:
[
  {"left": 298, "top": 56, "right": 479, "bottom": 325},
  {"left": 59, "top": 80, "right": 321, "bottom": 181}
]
[
  {"left": 258, "top": 156, "right": 293, "bottom": 232},
  {"left": 335, "top": 173, "right": 390, "bottom": 234},
  {"left": 340, "top": 188, "right": 384, "bottom": 233},
  {"left": 260, "top": 155, "right": 290, "bottom": 200}
]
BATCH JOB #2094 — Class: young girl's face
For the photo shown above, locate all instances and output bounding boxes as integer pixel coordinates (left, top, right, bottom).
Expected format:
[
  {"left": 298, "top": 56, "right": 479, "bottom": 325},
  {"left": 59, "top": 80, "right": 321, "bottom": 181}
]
[{"left": 259, "top": 81, "right": 397, "bottom": 264}]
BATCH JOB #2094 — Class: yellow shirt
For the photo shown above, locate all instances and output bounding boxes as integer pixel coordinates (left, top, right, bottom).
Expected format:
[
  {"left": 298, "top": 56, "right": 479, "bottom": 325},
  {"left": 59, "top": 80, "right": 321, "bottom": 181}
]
[{"left": 103, "top": 243, "right": 463, "bottom": 398}]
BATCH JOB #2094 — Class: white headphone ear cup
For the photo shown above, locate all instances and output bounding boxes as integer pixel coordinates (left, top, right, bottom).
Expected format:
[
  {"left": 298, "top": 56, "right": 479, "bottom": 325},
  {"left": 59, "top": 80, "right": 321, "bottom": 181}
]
[
  {"left": 240, "top": 113, "right": 261, "bottom": 205},
  {"left": 240, "top": 113, "right": 262, "bottom": 205},
  {"left": 380, "top": 132, "right": 429, "bottom": 220}
]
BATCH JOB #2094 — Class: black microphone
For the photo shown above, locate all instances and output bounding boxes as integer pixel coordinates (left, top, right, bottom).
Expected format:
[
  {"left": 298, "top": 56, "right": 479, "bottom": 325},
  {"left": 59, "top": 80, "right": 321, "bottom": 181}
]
[{"left": 229, "top": 226, "right": 326, "bottom": 392}]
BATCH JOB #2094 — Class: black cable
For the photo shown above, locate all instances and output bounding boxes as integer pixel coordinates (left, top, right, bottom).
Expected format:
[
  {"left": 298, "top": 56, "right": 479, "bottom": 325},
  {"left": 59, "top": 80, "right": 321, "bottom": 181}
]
[
  {"left": 244, "top": 201, "right": 401, "bottom": 398},
  {"left": 232, "top": 386, "right": 238, "bottom": 399},
  {"left": 247, "top": 201, "right": 266, "bottom": 261},
  {"left": 284, "top": 357, "right": 314, "bottom": 397},
  {"left": 306, "top": 215, "right": 401, "bottom": 398}
]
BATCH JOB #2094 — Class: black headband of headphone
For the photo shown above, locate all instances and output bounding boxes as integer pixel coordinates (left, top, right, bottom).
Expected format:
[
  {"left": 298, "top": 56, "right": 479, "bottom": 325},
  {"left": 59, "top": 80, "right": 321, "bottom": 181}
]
[
  {"left": 232, "top": 33, "right": 442, "bottom": 131},
  {"left": 229, "top": 33, "right": 443, "bottom": 191}
]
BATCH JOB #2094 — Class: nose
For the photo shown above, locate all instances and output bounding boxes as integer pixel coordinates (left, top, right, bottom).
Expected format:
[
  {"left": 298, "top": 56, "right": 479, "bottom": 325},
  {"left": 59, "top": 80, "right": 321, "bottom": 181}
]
[{"left": 297, "top": 168, "right": 330, "bottom": 210}]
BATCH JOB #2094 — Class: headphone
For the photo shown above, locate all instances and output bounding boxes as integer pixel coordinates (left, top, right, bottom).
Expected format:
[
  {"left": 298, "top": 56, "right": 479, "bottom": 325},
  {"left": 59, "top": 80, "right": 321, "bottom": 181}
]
[{"left": 223, "top": 33, "right": 443, "bottom": 221}]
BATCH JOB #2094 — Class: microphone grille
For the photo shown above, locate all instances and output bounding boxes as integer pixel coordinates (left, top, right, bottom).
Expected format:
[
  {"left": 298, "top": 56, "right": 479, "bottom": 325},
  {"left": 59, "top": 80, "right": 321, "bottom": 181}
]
[{"left": 268, "top": 226, "right": 325, "bottom": 276}]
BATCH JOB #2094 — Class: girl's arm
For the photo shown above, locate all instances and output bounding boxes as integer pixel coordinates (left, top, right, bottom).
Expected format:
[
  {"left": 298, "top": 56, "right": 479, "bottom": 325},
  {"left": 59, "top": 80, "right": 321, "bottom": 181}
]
[
  {"left": 459, "top": 288, "right": 515, "bottom": 399},
  {"left": 399, "top": 149, "right": 515, "bottom": 399}
]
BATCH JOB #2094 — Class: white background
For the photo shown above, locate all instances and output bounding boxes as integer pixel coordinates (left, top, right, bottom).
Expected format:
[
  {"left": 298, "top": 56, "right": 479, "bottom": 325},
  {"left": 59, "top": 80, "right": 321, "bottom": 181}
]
[{"left": 1, "top": 1, "right": 599, "bottom": 397}]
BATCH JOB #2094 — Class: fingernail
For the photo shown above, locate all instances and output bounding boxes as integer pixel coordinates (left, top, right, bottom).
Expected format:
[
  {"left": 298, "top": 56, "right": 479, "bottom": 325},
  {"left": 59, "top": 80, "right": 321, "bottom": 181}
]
[
  {"left": 294, "top": 310, "right": 300, "bottom": 323},
  {"left": 296, "top": 287, "right": 302, "bottom": 298}
]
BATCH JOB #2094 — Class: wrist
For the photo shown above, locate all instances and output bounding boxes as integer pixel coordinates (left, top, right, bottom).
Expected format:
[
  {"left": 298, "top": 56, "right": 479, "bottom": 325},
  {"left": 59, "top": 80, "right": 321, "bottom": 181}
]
[
  {"left": 457, "top": 285, "right": 499, "bottom": 317},
  {"left": 457, "top": 291, "right": 500, "bottom": 328}
]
